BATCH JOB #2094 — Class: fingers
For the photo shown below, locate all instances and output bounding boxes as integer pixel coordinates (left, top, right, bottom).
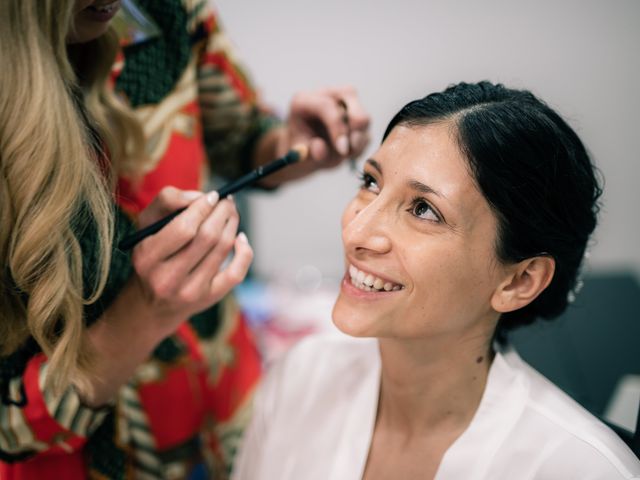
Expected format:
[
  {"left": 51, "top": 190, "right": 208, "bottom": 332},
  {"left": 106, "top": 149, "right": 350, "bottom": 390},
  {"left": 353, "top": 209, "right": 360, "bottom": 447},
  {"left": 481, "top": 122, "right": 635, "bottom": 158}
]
[
  {"left": 147, "top": 198, "right": 238, "bottom": 296},
  {"left": 209, "top": 233, "right": 254, "bottom": 300},
  {"left": 137, "top": 187, "right": 204, "bottom": 227},
  {"left": 133, "top": 190, "right": 221, "bottom": 276},
  {"left": 127, "top": 186, "right": 253, "bottom": 330},
  {"left": 289, "top": 86, "right": 371, "bottom": 162},
  {"left": 290, "top": 91, "right": 349, "bottom": 157},
  {"left": 331, "top": 86, "right": 371, "bottom": 157},
  {"left": 309, "top": 137, "right": 330, "bottom": 165},
  {"left": 175, "top": 203, "right": 241, "bottom": 299}
]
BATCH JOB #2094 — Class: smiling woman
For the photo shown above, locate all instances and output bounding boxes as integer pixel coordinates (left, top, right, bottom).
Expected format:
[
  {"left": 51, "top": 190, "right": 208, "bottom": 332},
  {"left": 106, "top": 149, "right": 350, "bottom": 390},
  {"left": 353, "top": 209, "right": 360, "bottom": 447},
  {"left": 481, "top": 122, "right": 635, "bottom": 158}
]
[
  {"left": 334, "top": 122, "right": 508, "bottom": 342},
  {"left": 232, "top": 82, "right": 640, "bottom": 480}
]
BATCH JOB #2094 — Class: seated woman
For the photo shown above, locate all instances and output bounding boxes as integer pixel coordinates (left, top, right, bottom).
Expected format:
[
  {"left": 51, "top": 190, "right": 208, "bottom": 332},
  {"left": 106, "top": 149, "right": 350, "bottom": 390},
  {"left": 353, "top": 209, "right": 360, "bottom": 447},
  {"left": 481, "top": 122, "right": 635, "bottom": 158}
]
[{"left": 231, "top": 81, "right": 640, "bottom": 479}]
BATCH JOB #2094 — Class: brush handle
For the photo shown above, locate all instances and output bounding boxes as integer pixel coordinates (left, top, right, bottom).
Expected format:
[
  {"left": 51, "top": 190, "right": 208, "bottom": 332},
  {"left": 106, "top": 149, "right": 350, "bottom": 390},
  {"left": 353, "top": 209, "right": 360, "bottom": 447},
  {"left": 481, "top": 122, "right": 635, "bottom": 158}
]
[{"left": 118, "top": 149, "right": 303, "bottom": 251}]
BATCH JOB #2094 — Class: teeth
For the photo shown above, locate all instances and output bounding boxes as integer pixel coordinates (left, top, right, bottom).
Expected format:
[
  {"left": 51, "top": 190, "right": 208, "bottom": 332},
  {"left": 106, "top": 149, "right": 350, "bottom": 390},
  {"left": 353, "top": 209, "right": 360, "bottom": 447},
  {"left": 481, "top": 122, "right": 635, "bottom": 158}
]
[
  {"left": 91, "top": 1, "right": 117, "bottom": 13},
  {"left": 347, "top": 264, "right": 402, "bottom": 293},
  {"left": 349, "top": 265, "right": 357, "bottom": 278}
]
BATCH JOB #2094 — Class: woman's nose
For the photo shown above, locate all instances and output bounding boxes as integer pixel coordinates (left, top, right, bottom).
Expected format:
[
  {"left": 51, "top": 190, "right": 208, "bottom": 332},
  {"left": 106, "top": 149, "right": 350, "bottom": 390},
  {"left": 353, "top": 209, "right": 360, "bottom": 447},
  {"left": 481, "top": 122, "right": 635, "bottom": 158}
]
[{"left": 342, "top": 199, "right": 392, "bottom": 255}]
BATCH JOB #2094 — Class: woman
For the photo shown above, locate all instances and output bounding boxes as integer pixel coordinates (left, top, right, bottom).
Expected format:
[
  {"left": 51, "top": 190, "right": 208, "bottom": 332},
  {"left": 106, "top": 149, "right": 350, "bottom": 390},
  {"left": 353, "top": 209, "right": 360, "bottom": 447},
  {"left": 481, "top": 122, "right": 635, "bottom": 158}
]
[
  {"left": 232, "top": 82, "right": 640, "bottom": 479},
  {"left": 0, "top": 1, "right": 368, "bottom": 478}
]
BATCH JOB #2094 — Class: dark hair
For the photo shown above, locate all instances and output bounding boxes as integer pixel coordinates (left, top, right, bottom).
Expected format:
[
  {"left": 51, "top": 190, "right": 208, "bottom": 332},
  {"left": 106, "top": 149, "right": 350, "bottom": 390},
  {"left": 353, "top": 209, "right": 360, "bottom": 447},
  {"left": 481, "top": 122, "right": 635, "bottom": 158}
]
[{"left": 383, "top": 81, "right": 603, "bottom": 336}]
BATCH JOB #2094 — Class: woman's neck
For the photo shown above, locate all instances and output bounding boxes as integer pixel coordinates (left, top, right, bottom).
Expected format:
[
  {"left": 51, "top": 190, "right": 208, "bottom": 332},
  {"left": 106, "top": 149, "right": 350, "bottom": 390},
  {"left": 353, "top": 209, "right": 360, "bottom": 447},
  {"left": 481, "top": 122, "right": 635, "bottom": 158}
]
[{"left": 375, "top": 328, "right": 495, "bottom": 438}]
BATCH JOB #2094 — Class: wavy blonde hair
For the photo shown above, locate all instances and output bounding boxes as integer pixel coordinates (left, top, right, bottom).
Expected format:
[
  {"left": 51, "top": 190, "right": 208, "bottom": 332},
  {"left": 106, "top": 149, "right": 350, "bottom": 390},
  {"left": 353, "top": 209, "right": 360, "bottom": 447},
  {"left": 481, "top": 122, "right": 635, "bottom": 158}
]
[{"left": 0, "top": 1, "right": 145, "bottom": 393}]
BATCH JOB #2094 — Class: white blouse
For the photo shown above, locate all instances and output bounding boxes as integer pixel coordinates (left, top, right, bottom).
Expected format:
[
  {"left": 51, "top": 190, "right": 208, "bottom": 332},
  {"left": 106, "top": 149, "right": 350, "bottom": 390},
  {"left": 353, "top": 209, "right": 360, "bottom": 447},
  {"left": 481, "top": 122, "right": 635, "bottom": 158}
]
[{"left": 232, "top": 334, "right": 640, "bottom": 480}]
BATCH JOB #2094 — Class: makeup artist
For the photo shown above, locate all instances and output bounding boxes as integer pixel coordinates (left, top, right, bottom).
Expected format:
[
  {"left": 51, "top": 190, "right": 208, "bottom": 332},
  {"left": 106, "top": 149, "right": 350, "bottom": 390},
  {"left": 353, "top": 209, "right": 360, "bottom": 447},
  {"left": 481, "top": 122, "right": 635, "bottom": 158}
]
[
  {"left": 232, "top": 81, "right": 640, "bottom": 479},
  {"left": 0, "top": 1, "right": 369, "bottom": 478}
]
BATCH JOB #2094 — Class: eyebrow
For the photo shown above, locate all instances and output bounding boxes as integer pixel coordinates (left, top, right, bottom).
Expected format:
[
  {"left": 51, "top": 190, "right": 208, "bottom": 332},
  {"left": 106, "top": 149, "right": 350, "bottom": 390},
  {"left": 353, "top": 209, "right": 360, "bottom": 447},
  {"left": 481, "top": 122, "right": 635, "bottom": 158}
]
[
  {"left": 407, "top": 179, "right": 444, "bottom": 198},
  {"left": 366, "top": 158, "right": 383, "bottom": 174},
  {"left": 365, "top": 158, "right": 445, "bottom": 198}
]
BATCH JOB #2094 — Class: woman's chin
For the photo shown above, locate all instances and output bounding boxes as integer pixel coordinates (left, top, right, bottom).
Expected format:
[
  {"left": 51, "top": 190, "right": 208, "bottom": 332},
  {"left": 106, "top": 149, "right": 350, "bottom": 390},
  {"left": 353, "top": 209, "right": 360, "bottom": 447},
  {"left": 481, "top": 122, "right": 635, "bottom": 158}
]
[{"left": 331, "top": 300, "right": 378, "bottom": 338}]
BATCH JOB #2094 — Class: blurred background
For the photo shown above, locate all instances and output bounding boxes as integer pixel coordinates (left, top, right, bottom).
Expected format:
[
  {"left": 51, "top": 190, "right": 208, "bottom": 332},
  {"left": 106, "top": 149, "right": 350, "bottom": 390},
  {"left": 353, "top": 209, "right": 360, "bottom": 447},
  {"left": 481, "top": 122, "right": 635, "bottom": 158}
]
[{"left": 212, "top": 0, "right": 640, "bottom": 436}]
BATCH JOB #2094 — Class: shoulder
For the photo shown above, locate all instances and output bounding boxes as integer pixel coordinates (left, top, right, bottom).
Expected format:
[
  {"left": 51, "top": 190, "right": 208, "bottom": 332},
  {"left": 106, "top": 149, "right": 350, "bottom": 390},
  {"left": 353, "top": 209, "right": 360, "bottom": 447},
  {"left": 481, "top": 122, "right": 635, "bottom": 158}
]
[
  {"left": 501, "top": 347, "right": 640, "bottom": 478},
  {"left": 283, "top": 332, "right": 377, "bottom": 365},
  {"left": 255, "top": 334, "right": 378, "bottom": 416},
  {"left": 267, "top": 333, "right": 378, "bottom": 388}
]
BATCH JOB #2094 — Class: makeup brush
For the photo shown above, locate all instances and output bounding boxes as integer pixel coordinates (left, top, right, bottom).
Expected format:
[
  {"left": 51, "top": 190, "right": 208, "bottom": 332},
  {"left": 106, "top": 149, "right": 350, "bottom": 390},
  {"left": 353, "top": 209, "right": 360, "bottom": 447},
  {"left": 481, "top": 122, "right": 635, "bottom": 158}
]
[{"left": 118, "top": 144, "right": 309, "bottom": 251}]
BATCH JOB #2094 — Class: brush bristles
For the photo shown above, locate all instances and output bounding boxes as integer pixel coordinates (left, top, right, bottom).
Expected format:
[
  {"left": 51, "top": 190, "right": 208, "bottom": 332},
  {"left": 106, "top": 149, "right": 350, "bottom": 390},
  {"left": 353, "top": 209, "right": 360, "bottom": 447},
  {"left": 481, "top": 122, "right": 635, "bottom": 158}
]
[{"left": 291, "top": 144, "right": 309, "bottom": 162}]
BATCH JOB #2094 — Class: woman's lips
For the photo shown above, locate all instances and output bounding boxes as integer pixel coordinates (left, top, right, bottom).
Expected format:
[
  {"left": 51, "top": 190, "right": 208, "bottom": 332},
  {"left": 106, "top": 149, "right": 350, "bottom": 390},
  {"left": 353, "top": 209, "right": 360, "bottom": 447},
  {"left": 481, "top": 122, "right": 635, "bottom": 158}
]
[{"left": 82, "top": 0, "right": 121, "bottom": 22}]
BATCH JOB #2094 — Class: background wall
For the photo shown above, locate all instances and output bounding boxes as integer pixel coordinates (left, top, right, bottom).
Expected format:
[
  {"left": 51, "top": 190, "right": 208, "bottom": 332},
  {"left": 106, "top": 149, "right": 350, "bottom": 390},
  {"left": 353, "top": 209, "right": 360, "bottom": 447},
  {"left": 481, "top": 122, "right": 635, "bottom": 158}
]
[{"left": 213, "top": 0, "right": 640, "bottom": 286}]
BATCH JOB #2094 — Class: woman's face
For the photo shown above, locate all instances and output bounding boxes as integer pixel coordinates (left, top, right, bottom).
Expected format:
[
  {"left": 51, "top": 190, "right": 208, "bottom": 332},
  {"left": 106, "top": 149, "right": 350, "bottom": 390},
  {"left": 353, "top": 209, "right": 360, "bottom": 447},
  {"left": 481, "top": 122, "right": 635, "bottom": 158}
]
[
  {"left": 68, "top": 0, "right": 121, "bottom": 44},
  {"left": 332, "top": 122, "right": 510, "bottom": 341}
]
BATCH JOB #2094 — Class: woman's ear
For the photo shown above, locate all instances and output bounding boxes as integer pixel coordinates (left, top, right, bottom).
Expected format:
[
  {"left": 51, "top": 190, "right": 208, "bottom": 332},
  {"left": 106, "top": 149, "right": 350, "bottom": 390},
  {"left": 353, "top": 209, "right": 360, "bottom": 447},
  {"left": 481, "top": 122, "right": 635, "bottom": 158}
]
[{"left": 491, "top": 256, "right": 555, "bottom": 313}]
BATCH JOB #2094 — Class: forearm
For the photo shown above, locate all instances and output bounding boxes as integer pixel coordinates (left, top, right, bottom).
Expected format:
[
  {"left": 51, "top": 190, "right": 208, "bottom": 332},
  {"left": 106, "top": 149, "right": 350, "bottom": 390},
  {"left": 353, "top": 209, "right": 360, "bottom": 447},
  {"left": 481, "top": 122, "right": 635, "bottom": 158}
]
[
  {"left": 79, "top": 277, "right": 176, "bottom": 407},
  {"left": 0, "top": 354, "right": 111, "bottom": 459}
]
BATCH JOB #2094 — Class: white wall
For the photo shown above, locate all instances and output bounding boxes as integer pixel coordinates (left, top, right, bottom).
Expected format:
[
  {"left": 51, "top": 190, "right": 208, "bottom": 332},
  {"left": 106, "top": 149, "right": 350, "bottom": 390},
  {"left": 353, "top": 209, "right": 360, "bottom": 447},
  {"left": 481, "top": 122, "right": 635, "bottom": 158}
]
[{"left": 214, "top": 0, "right": 640, "bottom": 284}]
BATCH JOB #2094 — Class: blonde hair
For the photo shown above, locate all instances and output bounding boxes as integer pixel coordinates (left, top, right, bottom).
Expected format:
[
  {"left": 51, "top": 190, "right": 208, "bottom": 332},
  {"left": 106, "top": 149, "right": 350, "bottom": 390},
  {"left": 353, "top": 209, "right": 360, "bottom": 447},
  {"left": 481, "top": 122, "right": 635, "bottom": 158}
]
[{"left": 0, "top": 1, "right": 145, "bottom": 392}]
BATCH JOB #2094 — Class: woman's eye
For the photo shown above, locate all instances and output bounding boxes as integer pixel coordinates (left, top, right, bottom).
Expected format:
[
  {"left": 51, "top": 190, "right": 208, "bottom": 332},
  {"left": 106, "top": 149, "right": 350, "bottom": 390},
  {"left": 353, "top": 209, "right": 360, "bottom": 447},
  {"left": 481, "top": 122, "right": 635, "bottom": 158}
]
[
  {"left": 411, "top": 199, "right": 440, "bottom": 222},
  {"left": 359, "top": 172, "right": 380, "bottom": 193}
]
